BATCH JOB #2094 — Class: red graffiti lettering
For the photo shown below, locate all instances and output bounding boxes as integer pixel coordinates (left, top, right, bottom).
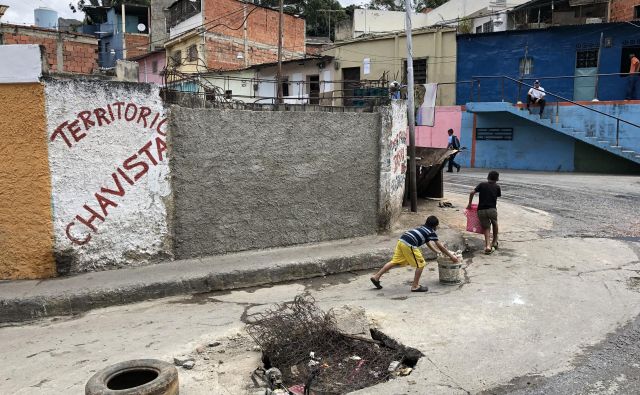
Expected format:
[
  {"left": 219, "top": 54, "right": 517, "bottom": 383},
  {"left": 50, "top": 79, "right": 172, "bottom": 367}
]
[
  {"left": 51, "top": 102, "right": 166, "bottom": 149},
  {"left": 65, "top": 222, "right": 92, "bottom": 245},
  {"left": 64, "top": 135, "right": 169, "bottom": 244}
]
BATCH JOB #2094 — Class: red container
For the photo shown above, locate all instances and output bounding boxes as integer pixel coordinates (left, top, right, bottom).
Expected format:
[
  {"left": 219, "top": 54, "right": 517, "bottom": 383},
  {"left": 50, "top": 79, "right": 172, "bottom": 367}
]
[{"left": 465, "top": 204, "right": 485, "bottom": 234}]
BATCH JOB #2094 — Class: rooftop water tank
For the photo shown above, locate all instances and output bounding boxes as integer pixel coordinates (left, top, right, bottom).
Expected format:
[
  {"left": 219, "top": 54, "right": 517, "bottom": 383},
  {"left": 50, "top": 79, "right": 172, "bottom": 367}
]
[{"left": 34, "top": 7, "right": 58, "bottom": 30}]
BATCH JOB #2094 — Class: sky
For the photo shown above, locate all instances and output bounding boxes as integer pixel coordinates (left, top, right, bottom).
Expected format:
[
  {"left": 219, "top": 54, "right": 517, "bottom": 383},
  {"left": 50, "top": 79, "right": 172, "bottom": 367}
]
[{"left": 1, "top": 0, "right": 368, "bottom": 26}]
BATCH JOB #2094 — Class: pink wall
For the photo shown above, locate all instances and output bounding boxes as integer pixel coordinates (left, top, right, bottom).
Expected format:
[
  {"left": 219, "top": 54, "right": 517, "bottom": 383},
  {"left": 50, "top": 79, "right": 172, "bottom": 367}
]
[
  {"left": 416, "top": 106, "right": 463, "bottom": 148},
  {"left": 137, "top": 51, "right": 166, "bottom": 86}
]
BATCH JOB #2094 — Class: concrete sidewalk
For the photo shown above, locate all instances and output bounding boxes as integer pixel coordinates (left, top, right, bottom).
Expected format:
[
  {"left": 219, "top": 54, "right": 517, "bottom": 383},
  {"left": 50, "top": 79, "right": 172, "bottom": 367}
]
[{"left": 0, "top": 235, "right": 405, "bottom": 324}]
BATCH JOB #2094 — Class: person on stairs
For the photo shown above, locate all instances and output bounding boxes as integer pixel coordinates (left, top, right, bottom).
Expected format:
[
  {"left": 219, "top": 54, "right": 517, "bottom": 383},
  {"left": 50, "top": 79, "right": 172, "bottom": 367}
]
[{"left": 527, "top": 80, "right": 546, "bottom": 116}]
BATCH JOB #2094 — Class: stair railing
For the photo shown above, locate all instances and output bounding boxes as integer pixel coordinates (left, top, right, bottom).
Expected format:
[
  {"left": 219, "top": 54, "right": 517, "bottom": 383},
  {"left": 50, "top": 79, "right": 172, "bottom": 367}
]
[{"left": 470, "top": 75, "right": 640, "bottom": 147}]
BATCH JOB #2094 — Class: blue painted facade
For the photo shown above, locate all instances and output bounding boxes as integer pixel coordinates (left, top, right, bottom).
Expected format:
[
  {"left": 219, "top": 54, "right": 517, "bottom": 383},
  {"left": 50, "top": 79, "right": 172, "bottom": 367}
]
[
  {"left": 457, "top": 102, "right": 640, "bottom": 173},
  {"left": 456, "top": 23, "right": 640, "bottom": 105},
  {"left": 459, "top": 111, "right": 577, "bottom": 172}
]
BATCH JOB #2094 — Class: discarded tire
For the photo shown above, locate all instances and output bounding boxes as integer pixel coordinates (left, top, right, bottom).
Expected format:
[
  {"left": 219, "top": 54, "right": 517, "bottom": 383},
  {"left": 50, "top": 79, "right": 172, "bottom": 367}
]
[{"left": 85, "top": 359, "right": 179, "bottom": 395}]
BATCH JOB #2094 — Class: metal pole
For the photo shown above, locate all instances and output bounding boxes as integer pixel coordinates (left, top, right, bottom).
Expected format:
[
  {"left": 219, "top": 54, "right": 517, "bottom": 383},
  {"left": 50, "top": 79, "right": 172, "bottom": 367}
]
[
  {"left": 276, "top": 0, "right": 284, "bottom": 104},
  {"left": 593, "top": 32, "right": 603, "bottom": 101},
  {"left": 121, "top": 3, "right": 127, "bottom": 59},
  {"left": 404, "top": 0, "right": 417, "bottom": 212}
]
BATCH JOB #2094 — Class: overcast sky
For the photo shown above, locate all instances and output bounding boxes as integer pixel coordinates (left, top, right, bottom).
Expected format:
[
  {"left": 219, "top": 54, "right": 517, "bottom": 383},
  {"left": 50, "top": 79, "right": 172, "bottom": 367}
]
[{"left": 1, "top": 0, "right": 368, "bottom": 25}]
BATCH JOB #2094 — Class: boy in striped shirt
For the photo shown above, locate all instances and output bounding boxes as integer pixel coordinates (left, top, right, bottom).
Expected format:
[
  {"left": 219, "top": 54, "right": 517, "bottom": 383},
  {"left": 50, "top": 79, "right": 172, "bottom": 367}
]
[{"left": 370, "top": 216, "right": 460, "bottom": 292}]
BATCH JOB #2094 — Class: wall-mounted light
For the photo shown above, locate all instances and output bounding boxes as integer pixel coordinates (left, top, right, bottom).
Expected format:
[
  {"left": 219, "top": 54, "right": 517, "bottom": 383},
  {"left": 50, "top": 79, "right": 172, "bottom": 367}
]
[{"left": 236, "top": 52, "right": 244, "bottom": 59}]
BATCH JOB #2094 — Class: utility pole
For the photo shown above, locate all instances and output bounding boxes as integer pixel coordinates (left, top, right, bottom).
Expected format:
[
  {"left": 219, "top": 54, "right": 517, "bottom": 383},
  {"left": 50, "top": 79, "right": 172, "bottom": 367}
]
[
  {"left": 276, "top": 0, "right": 284, "bottom": 104},
  {"left": 404, "top": 0, "right": 417, "bottom": 212},
  {"left": 121, "top": 3, "right": 127, "bottom": 59}
]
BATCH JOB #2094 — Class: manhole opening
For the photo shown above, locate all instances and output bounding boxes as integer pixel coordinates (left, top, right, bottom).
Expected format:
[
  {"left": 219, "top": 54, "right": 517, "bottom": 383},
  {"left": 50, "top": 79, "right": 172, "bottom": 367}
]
[
  {"left": 247, "top": 295, "right": 422, "bottom": 394},
  {"left": 107, "top": 368, "right": 159, "bottom": 390}
]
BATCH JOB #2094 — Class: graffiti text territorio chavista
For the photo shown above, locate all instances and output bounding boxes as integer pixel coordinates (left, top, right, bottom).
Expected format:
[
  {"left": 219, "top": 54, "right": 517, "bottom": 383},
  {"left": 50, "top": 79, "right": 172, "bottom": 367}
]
[
  {"left": 56, "top": 103, "right": 168, "bottom": 245},
  {"left": 51, "top": 102, "right": 167, "bottom": 148}
]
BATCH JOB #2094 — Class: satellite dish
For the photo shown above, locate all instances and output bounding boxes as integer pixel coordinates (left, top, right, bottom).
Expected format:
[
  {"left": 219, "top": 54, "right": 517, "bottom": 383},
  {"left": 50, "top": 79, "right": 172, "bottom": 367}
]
[{"left": 137, "top": 23, "right": 146, "bottom": 32}]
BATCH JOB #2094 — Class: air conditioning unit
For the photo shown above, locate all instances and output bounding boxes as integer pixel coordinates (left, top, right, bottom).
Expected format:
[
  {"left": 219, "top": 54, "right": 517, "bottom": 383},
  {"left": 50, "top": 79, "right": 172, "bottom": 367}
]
[{"left": 586, "top": 18, "right": 603, "bottom": 24}]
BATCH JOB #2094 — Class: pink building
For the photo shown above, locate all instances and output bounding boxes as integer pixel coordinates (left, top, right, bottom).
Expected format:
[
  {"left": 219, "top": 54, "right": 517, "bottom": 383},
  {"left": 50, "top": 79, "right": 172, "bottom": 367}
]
[{"left": 133, "top": 50, "right": 166, "bottom": 86}]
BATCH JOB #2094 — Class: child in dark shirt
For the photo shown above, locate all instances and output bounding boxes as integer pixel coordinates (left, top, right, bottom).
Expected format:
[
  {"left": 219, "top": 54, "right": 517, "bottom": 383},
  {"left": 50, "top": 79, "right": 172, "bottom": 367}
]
[
  {"left": 468, "top": 170, "right": 501, "bottom": 254},
  {"left": 370, "top": 216, "right": 460, "bottom": 292}
]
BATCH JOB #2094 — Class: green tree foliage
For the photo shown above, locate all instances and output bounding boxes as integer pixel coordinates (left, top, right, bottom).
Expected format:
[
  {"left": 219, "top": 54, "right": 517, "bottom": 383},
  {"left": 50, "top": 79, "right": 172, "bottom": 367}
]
[{"left": 255, "top": 0, "right": 348, "bottom": 39}]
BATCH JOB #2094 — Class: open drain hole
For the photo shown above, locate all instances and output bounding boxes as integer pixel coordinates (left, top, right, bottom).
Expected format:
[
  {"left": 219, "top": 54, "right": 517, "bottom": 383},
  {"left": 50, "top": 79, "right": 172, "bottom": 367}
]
[
  {"left": 247, "top": 295, "right": 422, "bottom": 394},
  {"left": 106, "top": 368, "right": 159, "bottom": 390}
]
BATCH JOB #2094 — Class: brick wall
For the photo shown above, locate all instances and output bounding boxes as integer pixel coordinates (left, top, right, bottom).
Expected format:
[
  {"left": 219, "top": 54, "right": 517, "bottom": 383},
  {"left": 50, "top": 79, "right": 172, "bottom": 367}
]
[
  {"left": 203, "top": 0, "right": 305, "bottom": 56},
  {"left": 0, "top": 24, "right": 97, "bottom": 74},
  {"left": 610, "top": 0, "right": 638, "bottom": 22},
  {"left": 125, "top": 33, "right": 150, "bottom": 59}
]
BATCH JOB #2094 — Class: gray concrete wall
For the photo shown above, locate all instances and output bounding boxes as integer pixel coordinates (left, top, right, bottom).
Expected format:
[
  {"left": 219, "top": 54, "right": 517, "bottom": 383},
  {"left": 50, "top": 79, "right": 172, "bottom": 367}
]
[
  {"left": 150, "top": 0, "right": 174, "bottom": 50},
  {"left": 169, "top": 108, "right": 381, "bottom": 258}
]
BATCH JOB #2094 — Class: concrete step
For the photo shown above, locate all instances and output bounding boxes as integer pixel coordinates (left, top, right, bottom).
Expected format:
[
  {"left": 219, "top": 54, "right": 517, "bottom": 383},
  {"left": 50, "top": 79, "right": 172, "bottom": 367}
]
[
  {"left": 610, "top": 146, "right": 623, "bottom": 149},
  {"left": 622, "top": 150, "right": 635, "bottom": 153}
]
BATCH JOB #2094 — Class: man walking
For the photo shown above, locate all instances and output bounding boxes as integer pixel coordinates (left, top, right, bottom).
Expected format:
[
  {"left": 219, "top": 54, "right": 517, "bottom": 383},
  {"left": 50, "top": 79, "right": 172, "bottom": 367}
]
[
  {"left": 527, "top": 80, "right": 546, "bottom": 116},
  {"left": 446, "top": 128, "right": 461, "bottom": 173},
  {"left": 626, "top": 53, "right": 640, "bottom": 100}
]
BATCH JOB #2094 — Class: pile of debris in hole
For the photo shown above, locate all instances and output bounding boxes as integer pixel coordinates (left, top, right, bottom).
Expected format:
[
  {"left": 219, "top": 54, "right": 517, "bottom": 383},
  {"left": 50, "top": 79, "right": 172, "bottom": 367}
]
[{"left": 246, "top": 295, "right": 422, "bottom": 395}]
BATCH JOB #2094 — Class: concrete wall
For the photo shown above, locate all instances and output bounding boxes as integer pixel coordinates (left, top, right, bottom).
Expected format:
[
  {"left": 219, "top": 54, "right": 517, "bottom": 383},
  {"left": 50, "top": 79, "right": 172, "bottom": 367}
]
[
  {"left": 0, "top": 45, "right": 43, "bottom": 83},
  {"left": 416, "top": 106, "right": 463, "bottom": 148},
  {"left": 44, "top": 78, "right": 172, "bottom": 273},
  {"left": 150, "top": 0, "right": 174, "bottom": 49},
  {"left": 350, "top": 10, "right": 430, "bottom": 38},
  {"left": 169, "top": 107, "right": 381, "bottom": 259},
  {"left": 0, "top": 83, "right": 56, "bottom": 280},
  {"left": 378, "top": 101, "right": 408, "bottom": 229}
]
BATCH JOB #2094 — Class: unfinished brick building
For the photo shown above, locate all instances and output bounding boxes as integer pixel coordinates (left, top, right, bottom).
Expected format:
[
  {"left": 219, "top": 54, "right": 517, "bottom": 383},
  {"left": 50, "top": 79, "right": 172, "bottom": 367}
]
[
  {"left": 0, "top": 24, "right": 98, "bottom": 74},
  {"left": 609, "top": 0, "right": 640, "bottom": 22},
  {"left": 165, "top": 0, "right": 306, "bottom": 72}
]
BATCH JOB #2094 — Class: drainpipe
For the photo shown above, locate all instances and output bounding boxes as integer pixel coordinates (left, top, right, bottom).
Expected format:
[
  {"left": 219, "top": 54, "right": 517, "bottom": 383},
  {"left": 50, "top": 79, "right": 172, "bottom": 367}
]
[{"left": 122, "top": 3, "right": 127, "bottom": 59}]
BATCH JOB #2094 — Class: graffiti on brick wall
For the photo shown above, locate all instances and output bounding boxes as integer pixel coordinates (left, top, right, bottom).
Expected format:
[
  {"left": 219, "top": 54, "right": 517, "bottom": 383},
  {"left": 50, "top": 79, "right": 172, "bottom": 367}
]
[{"left": 49, "top": 103, "right": 168, "bottom": 245}]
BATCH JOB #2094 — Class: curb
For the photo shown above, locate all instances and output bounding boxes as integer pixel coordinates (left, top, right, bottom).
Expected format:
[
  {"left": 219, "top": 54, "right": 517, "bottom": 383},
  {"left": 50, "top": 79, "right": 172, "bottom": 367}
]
[{"left": 0, "top": 249, "right": 394, "bottom": 325}]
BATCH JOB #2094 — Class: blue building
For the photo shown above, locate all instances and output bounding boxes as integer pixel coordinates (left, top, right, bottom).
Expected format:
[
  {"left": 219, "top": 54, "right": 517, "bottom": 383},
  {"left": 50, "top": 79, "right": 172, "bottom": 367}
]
[
  {"left": 82, "top": 4, "right": 150, "bottom": 68},
  {"left": 453, "top": 22, "right": 640, "bottom": 173},
  {"left": 457, "top": 22, "right": 640, "bottom": 104}
]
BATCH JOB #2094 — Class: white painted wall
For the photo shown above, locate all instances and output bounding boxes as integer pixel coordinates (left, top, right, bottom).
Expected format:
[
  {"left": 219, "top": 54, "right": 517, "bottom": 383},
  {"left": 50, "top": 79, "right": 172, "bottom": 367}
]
[
  {"left": 256, "top": 61, "right": 335, "bottom": 105},
  {"left": 44, "top": 79, "right": 172, "bottom": 271},
  {"left": 0, "top": 45, "right": 42, "bottom": 84},
  {"left": 426, "top": 0, "right": 528, "bottom": 25},
  {"left": 352, "top": 9, "right": 430, "bottom": 38},
  {"left": 170, "top": 12, "right": 202, "bottom": 39},
  {"left": 203, "top": 69, "right": 255, "bottom": 101}
]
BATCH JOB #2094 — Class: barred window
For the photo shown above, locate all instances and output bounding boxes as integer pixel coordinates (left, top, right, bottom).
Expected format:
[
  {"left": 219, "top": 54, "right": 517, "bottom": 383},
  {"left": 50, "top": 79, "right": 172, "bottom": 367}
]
[
  {"left": 187, "top": 45, "right": 198, "bottom": 62},
  {"left": 576, "top": 49, "right": 598, "bottom": 68}
]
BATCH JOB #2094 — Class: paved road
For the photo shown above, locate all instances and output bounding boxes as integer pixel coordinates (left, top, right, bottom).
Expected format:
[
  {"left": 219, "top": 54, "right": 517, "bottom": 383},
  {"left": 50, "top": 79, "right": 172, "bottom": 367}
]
[
  {"left": 447, "top": 169, "right": 640, "bottom": 395},
  {"left": 1, "top": 170, "right": 639, "bottom": 394},
  {"left": 444, "top": 169, "right": 640, "bottom": 239}
]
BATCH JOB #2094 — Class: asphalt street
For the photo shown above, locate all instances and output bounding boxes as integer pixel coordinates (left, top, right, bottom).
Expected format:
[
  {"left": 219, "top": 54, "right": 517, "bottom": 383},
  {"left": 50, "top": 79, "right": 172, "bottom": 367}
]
[
  {"left": 1, "top": 170, "right": 639, "bottom": 394},
  {"left": 448, "top": 169, "right": 640, "bottom": 395}
]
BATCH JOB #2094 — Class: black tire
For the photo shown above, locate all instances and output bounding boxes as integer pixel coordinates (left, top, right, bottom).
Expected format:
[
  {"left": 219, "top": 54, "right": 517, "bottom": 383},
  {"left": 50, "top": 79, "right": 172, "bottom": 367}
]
[{"left": 85, "top": 359, "right": 179, "bottom": 395}]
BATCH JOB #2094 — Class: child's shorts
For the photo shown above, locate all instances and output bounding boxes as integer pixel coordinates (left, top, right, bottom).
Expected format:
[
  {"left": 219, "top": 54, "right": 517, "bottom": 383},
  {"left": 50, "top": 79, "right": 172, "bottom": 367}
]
[
  {"left": 390, "top": 241, "right": 426, "bottom": 268},
  {"left": 477, "top": 208, "right": 498, "bottom": 229}
]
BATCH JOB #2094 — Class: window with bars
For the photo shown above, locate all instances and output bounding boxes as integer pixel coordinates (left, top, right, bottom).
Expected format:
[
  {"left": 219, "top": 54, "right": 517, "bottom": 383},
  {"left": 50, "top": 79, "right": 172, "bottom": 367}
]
[
  {"left": 519, "top": 57, "right": 533, "bottom": 76},
  {"left": 403, "top": 58, "right": 428, "bottom": 85},
  {"left": 171, "top": 50, "right": 182, "bottom": 66},
  {"left": 576, "top": 49, "right": 598, "bottom": 68},
  {"left": 187, "top": 45, "right": 198, "bottom": 62},
  {"left": 168, "top": 0, "right": 201, "bottom": 28},
  {"left": 483, "top": 21, "right": 494, "bottom": 33},
  {"left": 152, "top": 60, "right": 158, "bottom": 73}
]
